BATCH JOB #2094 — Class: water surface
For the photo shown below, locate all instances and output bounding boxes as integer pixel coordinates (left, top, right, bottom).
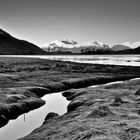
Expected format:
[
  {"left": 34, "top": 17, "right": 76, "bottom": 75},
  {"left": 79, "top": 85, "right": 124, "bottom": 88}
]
[
  {"left": 1, "top": 55, "right": 140, "bottom": 66},
  {"left": 0, "top": 93, "right": 69, "bottom": 140}
]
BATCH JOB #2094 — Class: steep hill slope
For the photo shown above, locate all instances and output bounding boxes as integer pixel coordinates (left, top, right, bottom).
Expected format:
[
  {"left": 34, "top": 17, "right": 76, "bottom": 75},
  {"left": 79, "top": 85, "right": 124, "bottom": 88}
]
[{"left": 0, "top": 29, "right": 46, "bottom": 55}]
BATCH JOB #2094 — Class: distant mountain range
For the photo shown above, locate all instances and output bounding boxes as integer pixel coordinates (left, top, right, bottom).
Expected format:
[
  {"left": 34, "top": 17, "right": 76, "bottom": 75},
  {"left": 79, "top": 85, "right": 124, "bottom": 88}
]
[
  {"left": 115, "top": 46, "right": 140, "bottom": 54},
  {"left": 42, "top": 39, "right": 111, "bottom": 54},
  {"left": 0, "top": 29, "right": 46, "bottom": 55},
  {"left": 42, "top": 39, "right": 140, "bottom": 54},
  {"left": 122, "top": 41, "right": 140, "bottom": 49},
  {"left": 111, "top": 45, "right": 130, "bottom": 51},
  {"left": 0, "top": 28, "right": 140, "bottom": 55}
]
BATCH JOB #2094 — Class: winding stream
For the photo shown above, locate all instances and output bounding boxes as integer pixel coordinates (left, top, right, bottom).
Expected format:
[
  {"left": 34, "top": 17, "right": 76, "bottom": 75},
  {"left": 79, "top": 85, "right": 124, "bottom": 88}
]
[
  {"left": 0, "top": 93, "right": 70, "bottom": 140},
  {"left": 0, "top": 78, "right": 140, "bottom": 140}
]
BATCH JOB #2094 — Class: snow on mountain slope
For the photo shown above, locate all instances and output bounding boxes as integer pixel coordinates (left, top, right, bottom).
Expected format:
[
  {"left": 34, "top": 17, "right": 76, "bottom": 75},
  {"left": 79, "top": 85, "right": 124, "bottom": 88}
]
[
  {"left": 80, "top": 41, "right": 110, "bottom": 49},
  {"left": 43, "top": 39, "right": 78, "bottom": 48},
  {"left": 42, "top": 39, "right": 140, "bottom": 54},
  {"left": 122, "top": 41, "right": 140, "bottom": 49},
  {"left": 42, "top": 40, "right": 110, "bottom": 53}
]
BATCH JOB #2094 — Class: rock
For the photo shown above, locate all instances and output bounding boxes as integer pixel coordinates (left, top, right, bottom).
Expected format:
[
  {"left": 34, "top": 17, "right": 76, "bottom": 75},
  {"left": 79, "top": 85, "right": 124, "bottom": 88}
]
[
  {"left": 135, "top": 88, "right": 140, "bottom": 95},
  {"left": 62, "top": 90, "right": 76, "bottom": 98},
  {"left": 111, "top": 95, "right": 124, "bottom": 106},
  {"left": 62, "top": 90, "right": 76, "bottom": 101},
  {"left": 6, "top": 94, "right": 27, "bottom": 103},
  {"left": 0, "top": 114, "right": 8, "bottom": 127},
  {"left": 0, "top": 98, "right": 45, "bottom": 128},
  {"left": 45, "top": 112, "right": 59, "bottom": 120},
  {"left": 62, "top": 90, "right": 87, "bottom": 101},
  {"left": 125, "top": 128, "right": 140, "bottom": 138},
  {"left": 44, "top": 82, "right": 67, "bottom": 92},
  {"left": 67, "top": 99, "right": 85, "bottom": 112},
  {"left": 87, "top": 105, "right": 114, "bottom": 118},
  {"left": 62, "top": 78, "right": 85, "bottom": 88},
  {"left": 24, "top": 86, "right": 50, "bottom": 97}
]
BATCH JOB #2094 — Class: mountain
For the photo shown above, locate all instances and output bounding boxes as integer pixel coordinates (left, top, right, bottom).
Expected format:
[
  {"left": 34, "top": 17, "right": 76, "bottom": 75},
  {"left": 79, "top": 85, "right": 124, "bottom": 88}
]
[
  {"left": 117, "top": 46, "right": 140, "bottom": 54},
  {"left": 42, "top": 40, "right": 110, "bottom": 54},
  {"left": 112, "top": 45, "right": 130, "bottom": 51},
  {"left": 122, "top": 41, "right": 140, "bottom": 49},
  {"left": 0, "top": 29, "right": 47, "bottom": 55},
  {"left": 79, "top": 41, "right": 111, "bottom": 54},
  {"left": 42, "top": 39, "right": 78, "bottom": 53},
  {"left": 42, "top": 39, "right": 140, "bottom": 54}
]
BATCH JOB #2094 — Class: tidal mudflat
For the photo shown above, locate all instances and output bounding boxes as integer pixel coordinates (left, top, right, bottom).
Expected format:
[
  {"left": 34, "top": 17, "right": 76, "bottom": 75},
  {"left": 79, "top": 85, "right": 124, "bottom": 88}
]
[
  {"left": 20, "top": 78, "right": 140, "bottom": 140},
  {"left": 0, "top": 57, "right": 140, "bottom": 140}
]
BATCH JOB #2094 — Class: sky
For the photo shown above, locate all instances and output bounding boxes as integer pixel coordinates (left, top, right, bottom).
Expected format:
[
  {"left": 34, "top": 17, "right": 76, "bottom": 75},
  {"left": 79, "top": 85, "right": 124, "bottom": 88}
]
[{"left": 0, "top": 0, "right": 140, "bottom": 47}]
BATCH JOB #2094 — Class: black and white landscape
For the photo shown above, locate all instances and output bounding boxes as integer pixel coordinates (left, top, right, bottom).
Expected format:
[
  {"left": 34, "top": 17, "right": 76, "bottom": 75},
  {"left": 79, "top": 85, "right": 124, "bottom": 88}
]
[
  {"left": 1, "top": 29, "right": 140, "bottom": 55},
  {"left": 0, "top": 0, "right": 140, "bottom": 140}
]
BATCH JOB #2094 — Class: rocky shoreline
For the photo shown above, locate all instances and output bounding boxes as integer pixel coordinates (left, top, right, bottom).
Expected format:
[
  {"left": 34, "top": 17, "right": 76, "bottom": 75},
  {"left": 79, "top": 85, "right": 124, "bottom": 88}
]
[{"left": 0, "top": 57, "right": 140, "bottom": 139}]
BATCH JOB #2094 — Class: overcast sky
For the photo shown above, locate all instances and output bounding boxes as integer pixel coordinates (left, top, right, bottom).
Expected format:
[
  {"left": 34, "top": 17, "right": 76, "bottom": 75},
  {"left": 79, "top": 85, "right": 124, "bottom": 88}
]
[{"left": 0, "top": 0, "right": 140, "bottom": 47}]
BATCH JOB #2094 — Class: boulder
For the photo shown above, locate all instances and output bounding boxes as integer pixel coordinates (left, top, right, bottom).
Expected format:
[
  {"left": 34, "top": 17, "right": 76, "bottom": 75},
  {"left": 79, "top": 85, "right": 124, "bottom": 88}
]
[
  {"left": 45, "top": 112, "right": 59, "bottom": 120},
  {"left": 24, "top": 86, "right": 50, "bottom": 97},
  {"left": 67, "top": 99, "right": 85, "bottom": 112},
  {"left": 135, "top": 88, "right": 140, "bottom": 95},
  {"left": 44, "top": 82, "right": 67, "bottom": 92}
]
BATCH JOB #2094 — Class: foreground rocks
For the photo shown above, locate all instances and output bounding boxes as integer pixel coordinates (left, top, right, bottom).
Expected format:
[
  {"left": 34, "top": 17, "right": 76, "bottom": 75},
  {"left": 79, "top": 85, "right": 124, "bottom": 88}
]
[{"left": 20, "top": 79, "right": 140, "bottom": 140}]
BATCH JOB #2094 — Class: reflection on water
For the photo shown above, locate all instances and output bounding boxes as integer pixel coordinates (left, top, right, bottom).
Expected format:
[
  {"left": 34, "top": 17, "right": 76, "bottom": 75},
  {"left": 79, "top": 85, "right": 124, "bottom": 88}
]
[
  {"left": 0, "top": 93, "right": 69, "bottom": 140},
  {"left": 0, "top": 55, "right": 140, "bottom": 66}
]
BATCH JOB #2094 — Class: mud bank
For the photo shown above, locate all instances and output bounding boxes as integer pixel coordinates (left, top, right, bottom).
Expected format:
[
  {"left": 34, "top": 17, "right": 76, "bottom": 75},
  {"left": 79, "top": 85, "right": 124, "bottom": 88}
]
[
  {"left": 0, "top": 92, "right": 69, "bottom": 140},
  {"left": 0, "top": 57, "right": 140, "bottom": 138},
  {"left": 0, "top": 75, "right": 138, "bottom": 128},
  {"left": 0, "top": 88, "right": 45, "bottom": 128},
  {"left": 19, "top": 78, "right": 140, "bottom": 140}
]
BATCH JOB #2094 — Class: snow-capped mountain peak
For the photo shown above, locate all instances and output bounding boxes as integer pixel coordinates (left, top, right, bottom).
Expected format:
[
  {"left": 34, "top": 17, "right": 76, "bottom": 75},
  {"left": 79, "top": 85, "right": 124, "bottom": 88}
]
[
  {"left": 122, "top": 41, "right": 140, "bottom": 49},
  {"left": 42, "top": 39, "right": 140, "bottom": 54},
  {"left": 61, "top": 39, "right": 78, "bottom": 45},
  {"left": 92, "top": 41, "right": 105, "bottom": 46},
  {"left": 80, "top": 41, "right": 109, "bottom": 49},
  {"left": 43, "top": 39, "right": 78, "bottom": 49},
  {"left": 42, "top": 40, "right": 111, "bottom": 53}
]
